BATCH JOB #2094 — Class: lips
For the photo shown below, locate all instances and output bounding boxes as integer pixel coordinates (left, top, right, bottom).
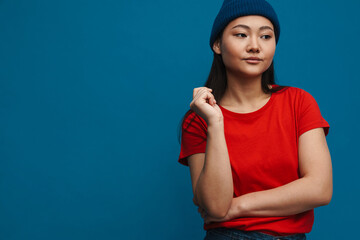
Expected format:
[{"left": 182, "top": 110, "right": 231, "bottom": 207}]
[
  {"left": 243, "top": 57, "right": 263, "bottom": 64},
  {"left": 244, "top": 57, "right": 262, "bottom": 61}
]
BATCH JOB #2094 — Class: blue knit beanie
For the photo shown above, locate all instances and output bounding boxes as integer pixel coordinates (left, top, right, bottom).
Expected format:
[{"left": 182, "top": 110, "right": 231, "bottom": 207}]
[{"left": 210, "top": 0, "right": 280, "bottom": 51}]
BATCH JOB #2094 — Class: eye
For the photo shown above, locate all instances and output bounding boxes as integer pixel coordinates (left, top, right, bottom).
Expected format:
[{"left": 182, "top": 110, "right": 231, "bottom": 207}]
[
  {"left": 261, "top": 35, "right": 272, "bottom": 39},
  {"left": 235, "top": 33, "right": 247, "bottom": 38}
]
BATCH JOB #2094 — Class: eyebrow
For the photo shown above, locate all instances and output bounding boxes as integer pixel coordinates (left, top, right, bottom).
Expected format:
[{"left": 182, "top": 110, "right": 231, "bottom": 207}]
[{"left": 231, "top": 24, "right": 274, "bottom": 32}]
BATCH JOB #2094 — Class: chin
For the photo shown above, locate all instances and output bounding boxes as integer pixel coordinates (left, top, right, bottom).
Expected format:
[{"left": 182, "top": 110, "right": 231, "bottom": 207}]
[
  {"left": 236, "top": 69, "right": 264, "bottom": 78},
  {"left": 241, "top": 66, "right": 269, "bottom": 76},
  {"left": 226, "top": 64, "right": 266, "bottom": 78},
  {"left": 242, "top": 73, "right": 263, "bottom": 79}
]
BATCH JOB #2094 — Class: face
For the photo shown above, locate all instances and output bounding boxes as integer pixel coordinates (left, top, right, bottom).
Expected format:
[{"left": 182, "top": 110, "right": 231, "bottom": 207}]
[{"left": 213, "top": 15, "right": 276, "bottom": 78}]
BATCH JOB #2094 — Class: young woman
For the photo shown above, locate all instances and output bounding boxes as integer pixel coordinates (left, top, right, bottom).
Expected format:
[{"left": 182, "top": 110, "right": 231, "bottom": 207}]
[{"left": 178, "top": 0, "right": 332, "bottom": 239}]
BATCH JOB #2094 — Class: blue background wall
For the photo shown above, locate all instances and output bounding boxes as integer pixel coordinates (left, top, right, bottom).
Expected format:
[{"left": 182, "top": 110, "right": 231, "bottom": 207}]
[{"left": 0, "top": 0, "right": 358, "bottom": 239}]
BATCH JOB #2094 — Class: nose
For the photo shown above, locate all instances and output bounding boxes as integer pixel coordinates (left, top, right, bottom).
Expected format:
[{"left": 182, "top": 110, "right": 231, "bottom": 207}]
[{"left": 246, "top": 36, "right": 260, "bottom": 53}]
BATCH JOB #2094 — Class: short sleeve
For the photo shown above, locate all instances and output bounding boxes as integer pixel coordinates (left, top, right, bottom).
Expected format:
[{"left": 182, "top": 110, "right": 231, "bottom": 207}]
[
  {"left": 297, "top": 90, "right": 330, "bottom": 137},
  {"left": 178, "top": 111, "right": 207, "bottom": 166}
]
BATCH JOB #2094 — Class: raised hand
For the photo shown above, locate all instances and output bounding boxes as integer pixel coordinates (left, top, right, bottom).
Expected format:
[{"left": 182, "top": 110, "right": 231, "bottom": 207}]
[{"left": 190, "top": 87, "right": 223, "bottom": 125}]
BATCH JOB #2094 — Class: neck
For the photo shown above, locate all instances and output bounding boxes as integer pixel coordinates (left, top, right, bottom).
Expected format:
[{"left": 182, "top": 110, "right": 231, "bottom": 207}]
[{"left": 220, "top": 72, "right": 271, "bottom": 108}]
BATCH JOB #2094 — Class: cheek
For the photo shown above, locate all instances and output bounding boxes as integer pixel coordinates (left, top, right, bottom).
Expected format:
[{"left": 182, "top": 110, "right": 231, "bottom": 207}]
[
  {"left": 263, "top": 48, "right": 276, "bottom": 70},
  {"left": 220, "top": 42, "right": 241, "bottom": 66},
  {"left": 266, "top": 43, "right": 276, "bottom": 59},
  {"left": 263, "top": 45, "right": 276, "bottom": 63},
  {"left": 269, "top": 49, "right": 276, "bottom": 59}
]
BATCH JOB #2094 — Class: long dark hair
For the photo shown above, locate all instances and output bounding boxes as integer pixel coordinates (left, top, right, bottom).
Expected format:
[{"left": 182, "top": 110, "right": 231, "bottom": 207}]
[{"left": 177, "top": 37, "right": 287, "bottom": 144}]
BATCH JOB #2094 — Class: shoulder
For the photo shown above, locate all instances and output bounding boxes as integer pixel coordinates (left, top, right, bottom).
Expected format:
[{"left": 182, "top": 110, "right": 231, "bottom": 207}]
[
  {"left": 273, "top": 85, "right": 315, "bottom": 102},
  {"left": 277, "top": 86, "right": 325, "bottom": 117},
  {"left": 271, "top": 86, "right": 323, "bottom": 114},
  {"left": 182, "top": 110, "right": 207, "bottom": 132},
  {"left": 272, "top": 85, "right": 306, "bottom": 95},
  {"left": 288, "top": 86, "right": 312, "bottom": 96}
]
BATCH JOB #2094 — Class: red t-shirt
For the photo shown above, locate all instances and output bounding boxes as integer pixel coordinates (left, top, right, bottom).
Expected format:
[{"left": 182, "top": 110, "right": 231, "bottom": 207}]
[{"left": 178, "top": 86, "right": 330, "bottom": 235}]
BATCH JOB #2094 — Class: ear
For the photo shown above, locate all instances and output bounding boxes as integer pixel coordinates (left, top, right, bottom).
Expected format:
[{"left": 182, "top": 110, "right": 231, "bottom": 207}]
[{"left": 212, "top": 39, "right": 222, "bottom": 54}]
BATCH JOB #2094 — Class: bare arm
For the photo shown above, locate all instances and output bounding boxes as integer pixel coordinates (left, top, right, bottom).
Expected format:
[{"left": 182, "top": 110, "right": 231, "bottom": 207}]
[
  {"left": 187, "top": 87, "right": 233, "bottom": 219},
  {"left": 203, "top": 127, "right": 332, "bottom": 222}
]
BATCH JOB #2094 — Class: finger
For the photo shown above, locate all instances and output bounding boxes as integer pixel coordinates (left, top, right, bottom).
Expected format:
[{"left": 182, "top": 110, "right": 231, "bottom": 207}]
[
  {"left": 195, "top": 89, "right": 209, "bottom": 101},
  {"left": 191, "top": 89, "right": 206, "bottom": 105},
  {"left": 190, "top": 90, "right": 215, "bottom": 111},
  {"left": 213, "top": 103, "right": 221, "bottom": 111},
  {"left": 193, "top": 89, "right": 214, "bottom": 103},
  {"left": 193, "top": 88, "right": 201, "bottom": 99},
  {"left": 193, "top": 87, "right": 208, "bottom": 99},
  {"left": 193, "top": 87, "right": 212, "bottom": 99},
  {"left": 208, "top": 95, "right": 217, "bottom": 106},
  {"left": 204, "top": 92, "right": 216, "bottom": 106}
]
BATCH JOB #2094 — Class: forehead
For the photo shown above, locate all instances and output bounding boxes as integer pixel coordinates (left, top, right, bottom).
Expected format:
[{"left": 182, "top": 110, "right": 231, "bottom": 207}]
[{"left": 225, "top": 15, "right": 274, "bottom": 30}]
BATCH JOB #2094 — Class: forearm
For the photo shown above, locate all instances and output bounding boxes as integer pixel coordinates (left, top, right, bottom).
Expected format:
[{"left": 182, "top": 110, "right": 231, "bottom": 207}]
[
  {"left": 233, "top": 176, "right": 332, "bottom": 217},
  {"left": 195, "top": 121, "right": 233, "bottom": 218}
]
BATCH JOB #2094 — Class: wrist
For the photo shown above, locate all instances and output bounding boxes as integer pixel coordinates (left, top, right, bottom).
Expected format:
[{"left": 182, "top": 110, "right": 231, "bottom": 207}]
[
  {"left": 207, "top": 122, "right": 225, "bottom": 137},
  {"left": 207, "top": 116, "right": 224, "bottom": 128}
]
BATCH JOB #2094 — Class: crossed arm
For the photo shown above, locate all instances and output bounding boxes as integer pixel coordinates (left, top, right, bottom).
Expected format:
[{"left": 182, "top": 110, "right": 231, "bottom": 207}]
[{"left": 188, "top": 127, "right": 332, "bottom": 223}]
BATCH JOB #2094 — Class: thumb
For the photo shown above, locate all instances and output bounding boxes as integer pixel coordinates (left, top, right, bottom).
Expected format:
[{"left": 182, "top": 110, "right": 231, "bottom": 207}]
[{"left": 213, "top": 103, "right": 222, "bottom": 111}]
